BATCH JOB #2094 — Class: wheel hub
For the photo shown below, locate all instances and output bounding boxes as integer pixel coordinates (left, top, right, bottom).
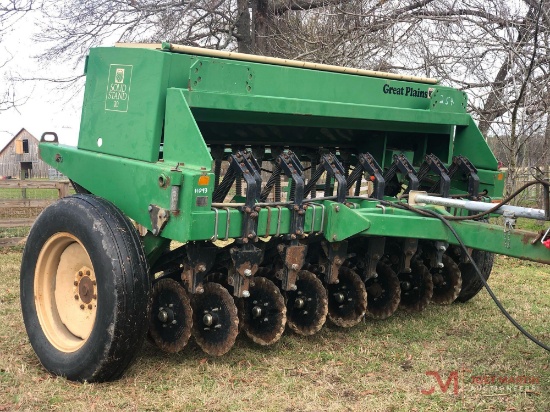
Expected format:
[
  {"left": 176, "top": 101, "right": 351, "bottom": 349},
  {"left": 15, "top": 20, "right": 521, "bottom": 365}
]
[
  {"left": 202, "top": 311, "right": 220, "bottom": 328},
  {"left": 76, "top": 270, "right": 95, "bottom": 305},
  {"left": 157, "top": 306, "right": 176, "bottom": 325},
  {"left": 73, "top": 266, "right": 97, "bottom": 311},
  {"left": 251, "top": 306, "right": 263, "bottom": 319},
  {"left": 367, "top": 281, "right": 384, "bottom": 299},
  {"left": 333, "top": 292, "right": 345, "bottom": 303}
]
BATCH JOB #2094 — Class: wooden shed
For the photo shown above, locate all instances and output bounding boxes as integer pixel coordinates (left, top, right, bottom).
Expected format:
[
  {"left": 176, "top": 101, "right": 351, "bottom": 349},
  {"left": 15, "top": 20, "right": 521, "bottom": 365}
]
[{"left": 0, "top": 128, "right": 51, "bottom": 179}]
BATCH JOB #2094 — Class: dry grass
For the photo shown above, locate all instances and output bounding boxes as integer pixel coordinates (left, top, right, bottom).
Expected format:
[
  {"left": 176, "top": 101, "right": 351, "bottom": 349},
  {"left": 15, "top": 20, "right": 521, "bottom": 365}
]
[{"left": 0, "top": 250, "right": 548, "bottom": 411}]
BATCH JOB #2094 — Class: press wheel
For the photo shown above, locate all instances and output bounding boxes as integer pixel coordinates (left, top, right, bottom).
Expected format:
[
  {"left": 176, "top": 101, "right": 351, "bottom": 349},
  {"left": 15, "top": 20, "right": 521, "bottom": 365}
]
[
  {"left": 285, "top": 270, "right": 328, "bottom": 336},
  {"left": 149, "top": 278, "right": 193, "bottom": 353},
  {"left": 327, "top": 267, "right": 367, "bottom": 327},
  {"left": 238, "top": 277, "right": 287, "bottom": 345},
  {"left": 398, "top": 260, "right": 433, "bottom": 312},
  {"left": 431, "top": 254, "right": 462, "bottom": 304},
  {"left": 192, "top": 282, "right": 239, "bottom": 356},
  {"left": 365, "top": 262, "right": 401, "bottom": 319},
  {"left": 455, "top": 249, "right": 494, "bottom": 303}
]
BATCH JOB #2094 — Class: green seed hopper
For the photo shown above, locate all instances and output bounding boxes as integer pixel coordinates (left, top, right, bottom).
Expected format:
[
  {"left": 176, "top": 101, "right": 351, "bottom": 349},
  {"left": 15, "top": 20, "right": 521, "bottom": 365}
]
[{"left": 21, "top": 43, "right": 550, "bottom": 382}]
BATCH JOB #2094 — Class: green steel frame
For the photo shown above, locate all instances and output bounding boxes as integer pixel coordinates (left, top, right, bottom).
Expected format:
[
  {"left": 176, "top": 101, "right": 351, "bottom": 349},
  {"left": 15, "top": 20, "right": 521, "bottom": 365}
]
[{"left": 39, "top": 44, "right": 550, "bottom": 265}]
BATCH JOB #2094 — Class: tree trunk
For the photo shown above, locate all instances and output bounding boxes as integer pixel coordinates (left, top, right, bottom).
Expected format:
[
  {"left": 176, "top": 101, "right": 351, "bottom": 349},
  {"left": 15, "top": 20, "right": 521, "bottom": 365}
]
[
  {"left": 253, "top": 0, "right": 271, "bottom": 55},
  {"left": 236, "top": 0, "right": 252, "bottom": 53}
]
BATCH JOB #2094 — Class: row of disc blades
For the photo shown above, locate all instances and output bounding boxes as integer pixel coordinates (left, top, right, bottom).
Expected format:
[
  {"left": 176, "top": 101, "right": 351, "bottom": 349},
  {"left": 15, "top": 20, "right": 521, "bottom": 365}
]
[{"left": 148, "top": 256, "right": 462, "bottom": 356}]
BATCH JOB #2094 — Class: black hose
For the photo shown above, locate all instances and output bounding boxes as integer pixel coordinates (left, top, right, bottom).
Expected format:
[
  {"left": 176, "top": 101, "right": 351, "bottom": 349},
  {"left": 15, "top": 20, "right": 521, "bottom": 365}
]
[{"left": 378, "top": 197, "right": 550, "bottom": 352}]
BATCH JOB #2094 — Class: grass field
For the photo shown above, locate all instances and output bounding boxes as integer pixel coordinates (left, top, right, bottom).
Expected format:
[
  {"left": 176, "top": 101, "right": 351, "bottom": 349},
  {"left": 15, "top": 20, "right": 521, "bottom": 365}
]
[{"left": 0, "top": 249, "right": 548, "bottom": 411}]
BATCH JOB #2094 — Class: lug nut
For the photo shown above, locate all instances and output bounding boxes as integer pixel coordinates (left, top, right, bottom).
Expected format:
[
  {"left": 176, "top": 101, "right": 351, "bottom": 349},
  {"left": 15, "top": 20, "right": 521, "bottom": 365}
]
[
  {"left": 244, "top": 269, "right": 252, "bottom": 277},
  {"left": 88, "top": 304, "right": 93, "bottom": 310},
  {"left": 80, "top": 304, "right": 85, "bottom": 310},
  {"left": 242, "top": 290, "right": 251, "bottom": 298}
]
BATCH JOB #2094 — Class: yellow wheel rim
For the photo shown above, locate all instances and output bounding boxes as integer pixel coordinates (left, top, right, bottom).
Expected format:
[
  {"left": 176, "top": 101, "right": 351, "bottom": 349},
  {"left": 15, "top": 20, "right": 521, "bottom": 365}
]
[{"left": 34, "top": 233, "right": 98, "bottom": 352}]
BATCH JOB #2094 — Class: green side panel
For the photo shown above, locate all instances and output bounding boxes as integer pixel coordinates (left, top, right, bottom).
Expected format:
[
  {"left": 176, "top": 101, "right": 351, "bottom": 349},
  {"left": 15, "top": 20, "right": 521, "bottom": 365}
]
[
  {"left": 453, "top": 117, "right": 498, "bottom": 170},
  {"left": 39, "top": 143, "right": 195, "bottom": 243},
  {"left": 79, "top": 47, "right": 172, "bottom": 162},
  {"left": 477, "top": 169, "right": 507, "bottom": 198},
  {"left": 163, "top": 88, "right": 212, "bottom": 169},
  {"left": 184, "top": 91, "right": 470, "bottom": 129},
  {"left": 185, "top": 56, "right": 463, "bottom": 116}
]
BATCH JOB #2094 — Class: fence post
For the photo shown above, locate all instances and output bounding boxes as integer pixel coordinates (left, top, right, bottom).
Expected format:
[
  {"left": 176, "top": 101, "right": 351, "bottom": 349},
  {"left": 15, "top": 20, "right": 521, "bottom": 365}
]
[{"left": 56, "top": 181, "right": 70, "bottom": 199}]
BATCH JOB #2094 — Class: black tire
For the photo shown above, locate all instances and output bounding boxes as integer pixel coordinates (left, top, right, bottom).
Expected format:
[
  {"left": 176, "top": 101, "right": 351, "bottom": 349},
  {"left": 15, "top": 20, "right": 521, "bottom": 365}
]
[
  {"left": 20, "top": 195, "right": 150, "bottom": 382},
  {"left": 455, "top": 250, "right": 494, "bottom": 303}
]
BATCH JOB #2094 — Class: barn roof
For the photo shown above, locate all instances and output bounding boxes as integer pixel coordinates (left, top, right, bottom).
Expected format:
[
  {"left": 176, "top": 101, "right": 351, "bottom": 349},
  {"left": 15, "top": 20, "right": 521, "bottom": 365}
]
[{"left": 0, "top": 128, "right": 38, "bottom": 156}]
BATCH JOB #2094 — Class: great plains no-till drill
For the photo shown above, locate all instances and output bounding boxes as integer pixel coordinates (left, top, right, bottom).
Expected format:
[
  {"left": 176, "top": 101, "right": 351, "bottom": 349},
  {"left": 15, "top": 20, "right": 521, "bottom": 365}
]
[{"left": 20, "top": 43, "right": 550, "bottom": 382}]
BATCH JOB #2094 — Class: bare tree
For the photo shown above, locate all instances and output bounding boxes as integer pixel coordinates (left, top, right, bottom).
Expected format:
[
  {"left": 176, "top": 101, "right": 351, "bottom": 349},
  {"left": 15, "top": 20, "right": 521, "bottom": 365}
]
[
  {"left": 17, "top": 0, "right": 550, "bottom": 197},
  {"left": 0, "top": 1, "right": 35, "bottom": 112}
]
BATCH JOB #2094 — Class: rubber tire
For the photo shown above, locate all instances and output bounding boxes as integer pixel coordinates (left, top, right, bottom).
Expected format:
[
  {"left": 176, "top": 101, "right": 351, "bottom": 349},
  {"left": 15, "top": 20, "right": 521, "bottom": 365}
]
[
  {"left": 455, "top": 250, "right": 494, "bottom": 303},
  {"left": 20, "top": 195, "right": 150, "bottom": 382}
]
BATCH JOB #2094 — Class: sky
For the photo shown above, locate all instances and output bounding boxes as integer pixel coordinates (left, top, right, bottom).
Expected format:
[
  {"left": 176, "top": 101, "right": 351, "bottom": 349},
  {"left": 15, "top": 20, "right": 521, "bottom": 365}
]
[{"left": 0, "top": 9, "right": 91, "bottom": 149}]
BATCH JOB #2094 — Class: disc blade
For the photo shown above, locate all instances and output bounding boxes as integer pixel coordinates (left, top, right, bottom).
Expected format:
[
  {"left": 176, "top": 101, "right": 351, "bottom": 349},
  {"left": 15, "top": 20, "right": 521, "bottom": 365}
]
[
  {"left": 192, "top": 282, "right": 239, "bottom": 356},
  {"left": 399, "top": 259, "right": 434, "bottom": 312},
  {"left": 431, "top": 254, "right": 462, "bottom": 304},
  {"left": 365, "top": 262, "right": 401, "bottom": 319},
  {"left": 238, "top": 277, "right": 287, "bottom": 346},
  {"left": 327, "top": 267, "right": 367, "bottom": 327},
  {"left": 285, "top": 270, "right": 328, "bottom": 336},
  {"left": 149, "top": 278, "right": 193, "bottom": 353}
]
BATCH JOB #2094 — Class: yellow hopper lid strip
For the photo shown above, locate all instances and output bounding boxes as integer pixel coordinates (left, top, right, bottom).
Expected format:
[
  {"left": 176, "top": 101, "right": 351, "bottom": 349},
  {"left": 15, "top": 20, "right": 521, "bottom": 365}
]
[{"left": 114, "top": 42, "right": 438, "bottom": 85}]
